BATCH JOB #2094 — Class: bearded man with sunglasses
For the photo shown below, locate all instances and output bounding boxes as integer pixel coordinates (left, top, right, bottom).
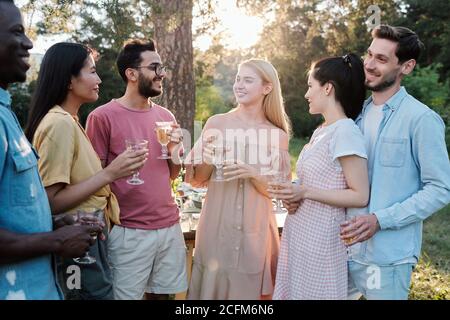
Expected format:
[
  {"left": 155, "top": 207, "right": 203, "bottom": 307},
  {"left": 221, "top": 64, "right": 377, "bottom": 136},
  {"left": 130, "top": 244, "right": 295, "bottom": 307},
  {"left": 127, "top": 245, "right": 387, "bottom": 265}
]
[{"left": 86, "top": 39, "right": 187, "bottom": 300}]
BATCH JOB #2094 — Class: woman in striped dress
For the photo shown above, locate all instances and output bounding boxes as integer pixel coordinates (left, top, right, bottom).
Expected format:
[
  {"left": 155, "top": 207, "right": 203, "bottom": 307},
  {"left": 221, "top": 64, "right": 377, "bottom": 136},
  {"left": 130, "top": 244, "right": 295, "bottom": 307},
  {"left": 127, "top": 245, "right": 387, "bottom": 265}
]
[{"left": 269, "top": 54, "right": 369, "bottom": 299}]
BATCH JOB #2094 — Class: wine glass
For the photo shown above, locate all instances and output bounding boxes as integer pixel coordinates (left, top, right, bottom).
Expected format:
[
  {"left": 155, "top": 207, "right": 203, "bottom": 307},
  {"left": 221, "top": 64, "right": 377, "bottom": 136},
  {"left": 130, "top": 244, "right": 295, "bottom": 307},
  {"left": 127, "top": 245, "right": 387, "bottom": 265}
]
[
  {"left": 341, "top": 215, "right": 357, "bottom": 259},
  {"left": 155, "top": 121, "right": 173, "bottom": 160},
  {"left": 73, "top": 209, "right": 103, "bottom": 265},
  {"left": 268, "top": 172, "right": 289, "bottom": 214},
  {"left": 125, "top": 139, "right": 148, "bottom": 185},
  {"left": 267, "top": 149, "right": 291, "bottom": 214},
  {"left": 211, "top": 145, "right": 226, "bottom": 181}
]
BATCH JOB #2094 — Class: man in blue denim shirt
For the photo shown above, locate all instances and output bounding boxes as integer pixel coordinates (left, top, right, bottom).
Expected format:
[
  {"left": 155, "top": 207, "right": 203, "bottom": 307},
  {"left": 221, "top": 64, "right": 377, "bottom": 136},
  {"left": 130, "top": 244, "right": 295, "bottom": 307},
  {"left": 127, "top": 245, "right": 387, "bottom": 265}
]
[
  {"left": 0, "top": 0, "right": 102, "bottom": 300},
  {"left": 340, "top": 25, "right": 450, "bottom": 299}
]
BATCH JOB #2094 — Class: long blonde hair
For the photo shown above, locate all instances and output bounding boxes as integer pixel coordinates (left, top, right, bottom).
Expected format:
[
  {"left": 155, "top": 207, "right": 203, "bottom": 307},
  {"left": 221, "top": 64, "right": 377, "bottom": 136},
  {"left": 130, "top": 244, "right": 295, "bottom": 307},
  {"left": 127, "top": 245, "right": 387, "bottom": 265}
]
[{"left": 239, "top": 59, "right": 292, "bottom": 137}]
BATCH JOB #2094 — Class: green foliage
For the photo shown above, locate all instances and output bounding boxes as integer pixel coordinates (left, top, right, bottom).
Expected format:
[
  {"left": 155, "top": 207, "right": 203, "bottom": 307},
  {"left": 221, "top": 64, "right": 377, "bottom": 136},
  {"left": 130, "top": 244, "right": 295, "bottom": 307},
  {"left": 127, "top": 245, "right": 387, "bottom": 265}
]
[
  {"left": 193, "top": 42, "right": 250, "bottom": 126},
  {"left": 288, "top": 136, "right": 307, "bottom": 179},
  {"left": 9, "top": 81, "right": 36, "bottom": 128},
  {"left": 403, "top": 64, "right": 449, "bottom": 109},
  {"left": 403, "top": 63, "right": 450, "bottom": 149},
  {"left": 409, "top": 206, "right": 450, "bottom": 300},
  {"left": 398, "top": 0, "right": 450, "bottom": 80},
  {"left": 171, "top": 167, "right": 186, "bottom": 196},
  {"left": 195, "top": 84, "right": 231, "bottom": 125},
  {"left": 35, "top": 0, "right": 79, "bottom": 34},
  {"left": 410, "top": 256, "right": 450, "bottom": 300},
  {"left": 18, "top": 0, "right": 82, "bottom": 39}
]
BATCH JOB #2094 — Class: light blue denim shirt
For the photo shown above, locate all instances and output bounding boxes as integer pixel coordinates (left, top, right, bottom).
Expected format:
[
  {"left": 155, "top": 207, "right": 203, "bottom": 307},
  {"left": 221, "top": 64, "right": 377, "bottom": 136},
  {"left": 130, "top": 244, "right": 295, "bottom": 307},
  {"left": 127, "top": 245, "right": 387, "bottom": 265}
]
[
  {"left": 353, "top": 86, "right": 450, "bottom": 266},
  {"left": 0, "top": 87, "right": 61, "bottom": 300}
]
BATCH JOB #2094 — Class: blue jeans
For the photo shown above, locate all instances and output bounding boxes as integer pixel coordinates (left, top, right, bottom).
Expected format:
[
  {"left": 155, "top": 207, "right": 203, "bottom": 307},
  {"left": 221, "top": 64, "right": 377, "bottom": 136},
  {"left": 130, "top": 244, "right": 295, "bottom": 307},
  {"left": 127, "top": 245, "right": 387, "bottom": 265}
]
[{"left": 348, "top": 260, "right": 415, "bottom": 300}]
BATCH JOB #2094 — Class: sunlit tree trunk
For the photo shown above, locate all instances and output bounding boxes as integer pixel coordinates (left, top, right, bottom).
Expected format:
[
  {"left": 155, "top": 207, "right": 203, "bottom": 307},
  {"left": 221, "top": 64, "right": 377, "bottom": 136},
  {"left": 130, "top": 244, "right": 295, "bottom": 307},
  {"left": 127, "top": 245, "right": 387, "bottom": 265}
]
[{"left": 152, "top": 0, "right": 195, "bottom": 137}]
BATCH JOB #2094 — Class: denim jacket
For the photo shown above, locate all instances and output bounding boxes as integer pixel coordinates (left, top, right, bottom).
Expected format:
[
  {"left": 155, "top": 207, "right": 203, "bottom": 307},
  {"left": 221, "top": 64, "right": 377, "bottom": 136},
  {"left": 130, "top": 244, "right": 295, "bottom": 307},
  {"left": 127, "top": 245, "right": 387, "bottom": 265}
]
[
  {"left": 352, "top": 87, "right": 450, "bottom": 265},
  {"left": 0, "top": 87, "right": 61, "bottom": 300}
]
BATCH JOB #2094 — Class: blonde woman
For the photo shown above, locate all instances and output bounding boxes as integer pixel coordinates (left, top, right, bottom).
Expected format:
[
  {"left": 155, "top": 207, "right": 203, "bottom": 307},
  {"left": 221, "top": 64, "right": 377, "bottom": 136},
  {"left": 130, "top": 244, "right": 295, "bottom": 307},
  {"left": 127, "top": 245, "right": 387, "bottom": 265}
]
[{"left": 185, "top": 59, "right": 291, "bottom": 300}]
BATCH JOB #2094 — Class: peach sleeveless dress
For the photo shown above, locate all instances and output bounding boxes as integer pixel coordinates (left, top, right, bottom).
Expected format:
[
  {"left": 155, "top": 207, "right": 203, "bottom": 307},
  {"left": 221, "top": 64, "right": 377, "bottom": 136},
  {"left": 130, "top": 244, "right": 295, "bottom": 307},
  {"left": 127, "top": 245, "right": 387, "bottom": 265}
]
[{"left": 186, "top": 118, "right": 290, "bottom": 300}]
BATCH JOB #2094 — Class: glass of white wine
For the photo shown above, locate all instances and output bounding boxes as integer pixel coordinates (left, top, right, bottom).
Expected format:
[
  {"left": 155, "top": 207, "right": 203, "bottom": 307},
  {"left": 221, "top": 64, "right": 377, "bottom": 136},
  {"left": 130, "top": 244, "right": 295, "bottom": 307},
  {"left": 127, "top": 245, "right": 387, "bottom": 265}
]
[
  {"left": 155, "top": 121, "right": 173, "bottom": 160},
  {"left": 342, "top": 215, "right": 357, "bottom": 259},
  {"left": 125, "top": 139, "right": 148, "bottom": 185}
]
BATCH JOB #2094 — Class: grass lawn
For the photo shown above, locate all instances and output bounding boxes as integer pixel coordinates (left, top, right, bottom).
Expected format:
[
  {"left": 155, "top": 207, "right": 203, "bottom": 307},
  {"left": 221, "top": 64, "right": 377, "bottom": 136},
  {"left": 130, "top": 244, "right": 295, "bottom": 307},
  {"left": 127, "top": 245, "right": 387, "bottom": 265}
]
[
  {"left": 288, "top": 136, "right": 450, "bottom": 300},
  {"left": 410, "top": 205, "right": 450, "bottom": 300}
]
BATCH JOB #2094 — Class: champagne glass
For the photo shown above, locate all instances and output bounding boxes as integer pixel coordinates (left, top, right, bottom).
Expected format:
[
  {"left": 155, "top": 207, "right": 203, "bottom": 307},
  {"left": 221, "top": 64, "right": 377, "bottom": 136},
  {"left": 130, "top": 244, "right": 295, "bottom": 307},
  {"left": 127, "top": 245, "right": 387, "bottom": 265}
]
[
  {"left": 73, "top": 209, "right": 103, "bottom": 265},
  {"left": 267, "top": 150, "right": 291, "bottom": 214},
  {"left": 211, "top": 145, "right": 226, "bottom": 181},
  {"left": 155, "top": 121, "right": 173, "bottom": 160},
  {"left": 125, "top": 139, "right": 148, "bottom": 185},
  {"left": 269, "top": 172, "right": 288, "bottom": 214},
  {"left": 342, "top": 215, "right": 357, "bottom": 259}
]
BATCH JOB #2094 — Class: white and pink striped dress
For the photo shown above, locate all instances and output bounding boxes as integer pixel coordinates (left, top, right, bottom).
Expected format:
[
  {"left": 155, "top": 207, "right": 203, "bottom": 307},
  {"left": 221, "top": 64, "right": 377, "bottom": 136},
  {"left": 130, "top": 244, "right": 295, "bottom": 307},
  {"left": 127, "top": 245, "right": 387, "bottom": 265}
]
[{"left": 273, "top": 119, "right": 367, "bottom": 300}]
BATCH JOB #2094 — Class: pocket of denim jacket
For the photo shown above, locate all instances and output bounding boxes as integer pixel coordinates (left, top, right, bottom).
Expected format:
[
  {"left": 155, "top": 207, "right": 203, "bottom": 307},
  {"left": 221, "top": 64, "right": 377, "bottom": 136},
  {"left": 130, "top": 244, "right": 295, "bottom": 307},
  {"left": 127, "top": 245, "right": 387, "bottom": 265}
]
[
  {"left": 379, "top": 137, "right": 407, "bottom": 167},
  {"left": 10, "top": 150, "right": 39, "bottom": 206},
  {"left": 11, "top": 149, "right": 37, "bottom": 172}
]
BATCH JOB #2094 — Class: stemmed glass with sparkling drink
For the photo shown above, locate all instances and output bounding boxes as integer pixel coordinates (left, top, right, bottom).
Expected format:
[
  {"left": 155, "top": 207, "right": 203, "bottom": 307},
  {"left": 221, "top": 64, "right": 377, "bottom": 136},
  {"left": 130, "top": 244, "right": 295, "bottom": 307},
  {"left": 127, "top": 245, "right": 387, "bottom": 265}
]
[
  {"left": 155, "top": 121, "right": 173, "bottom": 160},
  {"left": 125, "top": 139, "right": 148, "bottom": 185},
  {"left": 211, "top": 145, "right": 227, "bottom": 181},
  {"left": 73, "top": 209, "right": 103, "bottom": 265},
  {"left": 267, "top": 150, "right": 291, "bottom": 214},
  {"left": 268, "top": 171, "right": 289, "bottom": 213}
]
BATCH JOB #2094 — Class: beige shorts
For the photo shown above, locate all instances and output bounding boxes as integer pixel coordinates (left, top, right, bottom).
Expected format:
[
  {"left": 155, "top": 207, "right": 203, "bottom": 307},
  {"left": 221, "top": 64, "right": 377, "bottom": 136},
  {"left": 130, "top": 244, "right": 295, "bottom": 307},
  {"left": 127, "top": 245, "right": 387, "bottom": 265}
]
[{"left": 107, "top": 223, "right": 188, "bottom": 300}]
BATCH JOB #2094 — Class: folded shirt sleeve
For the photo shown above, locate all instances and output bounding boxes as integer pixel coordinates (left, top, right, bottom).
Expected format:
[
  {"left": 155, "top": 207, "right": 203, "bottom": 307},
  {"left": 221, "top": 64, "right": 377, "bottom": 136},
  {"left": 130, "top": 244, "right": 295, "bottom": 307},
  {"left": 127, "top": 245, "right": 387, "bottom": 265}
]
[
  {"left": 33, "top": 116, "right": 75, "bottom": 187},
  {"left": 330, "top": 120, "right": 368, "bottom": 164}
]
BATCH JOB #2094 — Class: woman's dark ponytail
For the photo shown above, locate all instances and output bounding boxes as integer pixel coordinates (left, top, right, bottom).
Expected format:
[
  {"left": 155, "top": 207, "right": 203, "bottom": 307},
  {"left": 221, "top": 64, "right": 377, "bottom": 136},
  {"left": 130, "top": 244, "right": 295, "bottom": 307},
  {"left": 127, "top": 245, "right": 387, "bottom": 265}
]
[{"left": 310, "top": 53, "right": 366, "bottom": 120}]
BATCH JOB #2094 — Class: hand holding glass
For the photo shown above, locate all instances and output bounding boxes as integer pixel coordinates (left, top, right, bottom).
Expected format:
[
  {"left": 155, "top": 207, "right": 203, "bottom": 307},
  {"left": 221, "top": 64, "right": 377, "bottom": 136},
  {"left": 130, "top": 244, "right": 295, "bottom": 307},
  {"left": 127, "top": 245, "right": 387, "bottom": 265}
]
[
  {"left": 125, "top": 139, "right": 148, "bottom": 185},
  {"left": 268, "top": 172, "right": 289, "bottom": 214},
  {"left": 73, "top": 209, "right": 103, "bottom": 265}
]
